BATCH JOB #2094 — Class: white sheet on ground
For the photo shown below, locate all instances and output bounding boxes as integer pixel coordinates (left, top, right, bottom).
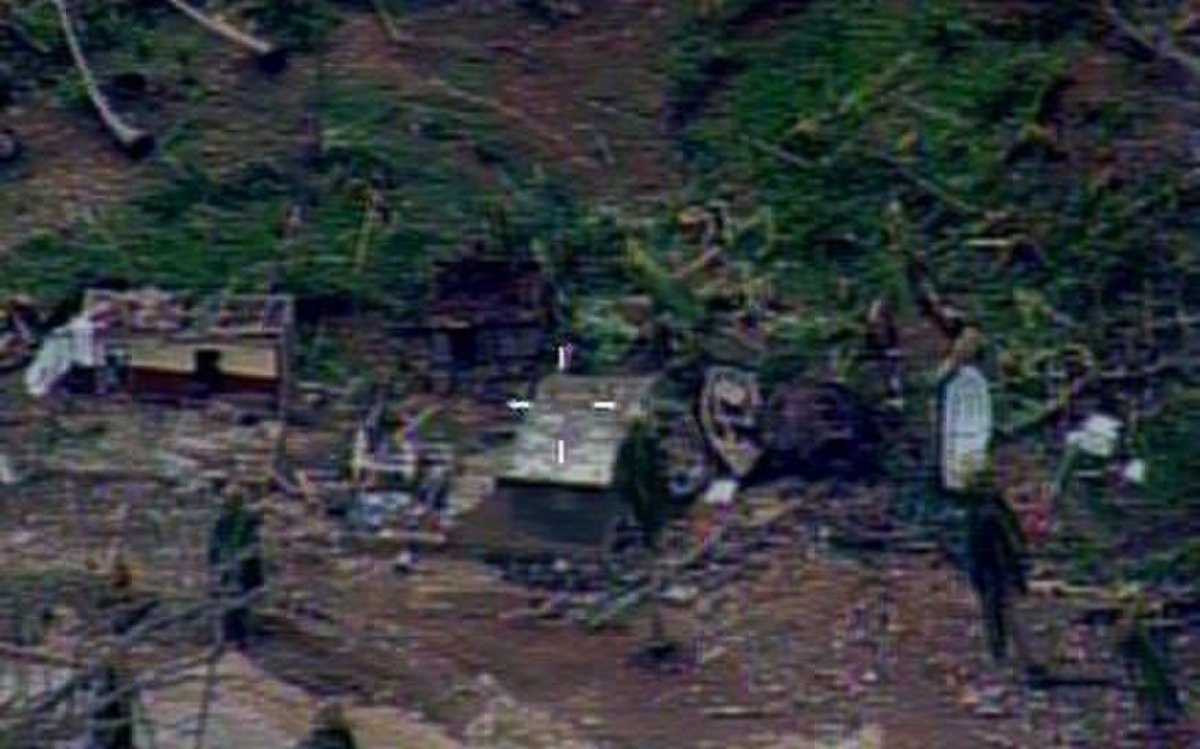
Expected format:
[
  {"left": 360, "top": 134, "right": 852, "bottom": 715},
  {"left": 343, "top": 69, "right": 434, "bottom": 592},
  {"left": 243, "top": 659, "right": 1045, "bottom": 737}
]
[{"left": 25, "top": 330, "right": 74, "bottom": 398}]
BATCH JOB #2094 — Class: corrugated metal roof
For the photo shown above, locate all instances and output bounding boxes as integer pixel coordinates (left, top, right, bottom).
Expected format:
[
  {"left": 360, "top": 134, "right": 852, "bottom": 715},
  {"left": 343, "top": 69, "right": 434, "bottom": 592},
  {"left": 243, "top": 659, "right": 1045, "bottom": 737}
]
[
  {"left": 499, "top": 374, "right": 657, "bottom": 488},
  {"left": 81, "top": 289, "right": 292, "bottom": 337}
]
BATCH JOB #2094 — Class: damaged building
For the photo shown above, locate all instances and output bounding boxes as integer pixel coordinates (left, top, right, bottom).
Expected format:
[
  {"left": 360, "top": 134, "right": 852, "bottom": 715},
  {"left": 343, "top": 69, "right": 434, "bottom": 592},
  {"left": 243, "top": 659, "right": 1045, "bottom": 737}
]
[
  {"left": 393, "top": 247, "right": 554, "bottom": 401},
  {"left": 26, "top": 288, "right": 294, "bottom": 414}
]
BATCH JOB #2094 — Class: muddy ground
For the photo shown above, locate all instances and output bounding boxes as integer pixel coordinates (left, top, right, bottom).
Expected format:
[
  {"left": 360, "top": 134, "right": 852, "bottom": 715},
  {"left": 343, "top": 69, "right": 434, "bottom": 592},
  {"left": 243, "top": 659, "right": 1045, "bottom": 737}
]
[{"left": 1, "top": 386, "right": 1198, "bottom": 748}]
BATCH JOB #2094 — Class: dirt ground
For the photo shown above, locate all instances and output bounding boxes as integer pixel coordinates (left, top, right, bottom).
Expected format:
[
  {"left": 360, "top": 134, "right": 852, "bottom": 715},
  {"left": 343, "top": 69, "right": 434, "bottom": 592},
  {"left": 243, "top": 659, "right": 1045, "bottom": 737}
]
[{"left": 1, "top": 390, "right": 1198, "bottom": 748}]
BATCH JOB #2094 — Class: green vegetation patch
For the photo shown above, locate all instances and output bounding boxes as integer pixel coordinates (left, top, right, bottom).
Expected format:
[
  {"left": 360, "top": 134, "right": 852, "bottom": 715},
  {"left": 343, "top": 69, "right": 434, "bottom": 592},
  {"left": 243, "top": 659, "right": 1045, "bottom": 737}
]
[
  {"left": 678, "top": 0, "right": 1198, "bottom": 327},
  {"left": 0, "top": 70, "right": 570, "bottom": 320}
]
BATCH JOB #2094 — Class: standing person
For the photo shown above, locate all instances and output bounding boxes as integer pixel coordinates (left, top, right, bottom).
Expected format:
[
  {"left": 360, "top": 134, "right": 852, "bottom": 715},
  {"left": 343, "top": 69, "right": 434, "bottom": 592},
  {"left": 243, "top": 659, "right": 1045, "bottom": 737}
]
[
  {"left": 207, "top": 484, "right": 265, "bottom": 649},
  {"left": 87, "top": 645, "right": 136, "bottom": 749}
]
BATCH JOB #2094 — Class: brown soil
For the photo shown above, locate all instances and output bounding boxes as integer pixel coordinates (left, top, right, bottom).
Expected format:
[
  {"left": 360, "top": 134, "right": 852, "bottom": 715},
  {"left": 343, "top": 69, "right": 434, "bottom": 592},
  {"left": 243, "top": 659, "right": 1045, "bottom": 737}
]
[
  {"left": 2, "top": 392, "right": 1199, "bottom": 748},
  {"left": 321, "top": 1, "right": 682, "bottom": 198}
]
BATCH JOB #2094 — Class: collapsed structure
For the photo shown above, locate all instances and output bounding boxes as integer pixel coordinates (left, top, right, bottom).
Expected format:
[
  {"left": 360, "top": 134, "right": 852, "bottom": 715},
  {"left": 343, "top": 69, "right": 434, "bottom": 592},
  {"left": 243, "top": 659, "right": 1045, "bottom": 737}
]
[
  {"left": 25, "top": 288, "right": 294, "bottom": 414},
  {"left": 392, "top": 247, "right": 554, "bottom": 401}
]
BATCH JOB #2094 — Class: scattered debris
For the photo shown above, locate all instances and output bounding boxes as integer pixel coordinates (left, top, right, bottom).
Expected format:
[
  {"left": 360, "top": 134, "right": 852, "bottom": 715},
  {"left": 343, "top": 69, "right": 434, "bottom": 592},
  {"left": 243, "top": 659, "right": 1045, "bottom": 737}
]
[
  {"left": 392, "top": 246, "right": 551, "bottom": 400},
  {"left": 699, "top": 366, "right": 763, "bottom": 478},
  {"left": 757, "top": 378, "right": 883, "bottom": 482}
]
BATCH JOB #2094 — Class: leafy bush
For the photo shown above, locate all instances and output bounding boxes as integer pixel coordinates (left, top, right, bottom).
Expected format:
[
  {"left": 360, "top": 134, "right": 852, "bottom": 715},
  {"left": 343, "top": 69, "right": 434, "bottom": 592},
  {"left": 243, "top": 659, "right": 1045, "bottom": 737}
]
[
  {"left": 239, "top": 0, "right": 341, "bottom": 50},
  {"left": 1141, "top": 388, "right": 1200, "bottom": 508}
]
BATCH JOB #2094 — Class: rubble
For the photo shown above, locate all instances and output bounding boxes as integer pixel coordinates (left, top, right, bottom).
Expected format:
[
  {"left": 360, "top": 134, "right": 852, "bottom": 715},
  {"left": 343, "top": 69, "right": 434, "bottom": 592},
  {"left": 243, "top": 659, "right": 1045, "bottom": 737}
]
[{"left": 0, "top": 450, "right": 17, "bottom": 485}]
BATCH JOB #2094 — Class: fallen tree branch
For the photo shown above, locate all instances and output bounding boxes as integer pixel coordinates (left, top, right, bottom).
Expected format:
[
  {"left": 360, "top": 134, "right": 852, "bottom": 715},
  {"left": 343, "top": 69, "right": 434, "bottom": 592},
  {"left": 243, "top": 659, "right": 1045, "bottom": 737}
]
[
  {"left": 896, "top": 242, "right": 966, "bottom": 340},
  {"left": 744, "top": 136, "right": 808, "bottom": 169},
  {"left": 161, "top": 0, "right": 287, "bottom": 73},
  {"left": 1102, "top": 0, "right": 1200, "bottom": 82},
  {"left": 871, "top": 151, "right": 984, "bottom": 216},
  {"left": 998, "top": 371, "right": 1095, "bottom": 439},
  {"left": 50, "top": 0, "right": 154, "bottom": 159},
  {"left": 0, "top": 17, "right": 49, "bottom": 56},
  {"left": 999, "top": 348, "right": 1198, "bottom": 438},
  {"left": 369, "top": 10, "right": 573, "bottom": 151},
  {"left": 370, "top": 0, "right": 416, "bottom": 45}
]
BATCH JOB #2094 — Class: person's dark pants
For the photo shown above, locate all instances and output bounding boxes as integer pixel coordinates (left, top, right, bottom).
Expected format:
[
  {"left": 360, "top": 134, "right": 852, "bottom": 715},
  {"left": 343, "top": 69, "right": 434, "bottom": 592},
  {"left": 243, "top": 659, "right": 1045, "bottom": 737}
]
[
  {"left": 982, "top": 587, "right": 1009, "bottom": 661},
  {"left": 90, "top": 675, "right": 135, "bottom": 749},
  {"left": 90, "top": 717, "right": 135, "bottom": 749},
  {"left": 223, "top": 605, "right": 251, "bottom": 649},
  {"left": 218, "top": 581, "right": 259, "bottom": 649}
]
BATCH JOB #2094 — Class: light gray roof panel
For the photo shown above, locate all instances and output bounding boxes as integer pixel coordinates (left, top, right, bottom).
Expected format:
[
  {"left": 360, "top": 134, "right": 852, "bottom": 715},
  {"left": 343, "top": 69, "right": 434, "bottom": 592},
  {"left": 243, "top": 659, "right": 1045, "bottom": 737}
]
[{"left": 499, "top": 374, "right": 658, "bottom": 487}]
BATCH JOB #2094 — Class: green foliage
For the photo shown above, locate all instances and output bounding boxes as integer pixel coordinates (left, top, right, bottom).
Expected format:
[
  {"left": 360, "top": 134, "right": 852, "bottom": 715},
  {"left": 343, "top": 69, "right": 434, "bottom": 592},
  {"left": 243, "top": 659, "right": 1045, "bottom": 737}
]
[
  {"left": 0, "top": 63, "right": 583, "bottom": 320},
  {"left": 623, "top": 236, "right": 705, "bottom": 327},
  {"left": 665, "top": 24, "right": 739, "bottom": 134},
  {"left": 574, "top": 298, "right": 639, "bottom": 371},
  {"left": 1118, "top": 615, "right": 1185, "bottom": 722},
  {"left": 758, "top": 315, "right": 825, "bottom": 388},
  {"left": 239, "top": 0, "right": 341, "bottom": 50},
  {"left": 1140, "top": 388, "right": 1200, "bottom": 508},
  {"left": 674, "top": 0, "right": 1200, "bottom": 336},
  {"left": 1132, "top": 541, "right": 1200, "bottom": 587}
]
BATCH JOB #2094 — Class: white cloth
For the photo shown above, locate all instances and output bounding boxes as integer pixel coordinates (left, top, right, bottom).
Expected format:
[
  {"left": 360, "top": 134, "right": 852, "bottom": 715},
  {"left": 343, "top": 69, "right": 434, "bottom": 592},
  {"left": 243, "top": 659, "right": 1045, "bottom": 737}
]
[
  {"left": 25, "top": 331, "right": 74, "bottom": 397},
  {"left": 703, "top": 478, "right": 739, "bottom": 506},
  {"left": 1121, "top": 459, "right": 1146, "bottom": 485},
  {"left": 1068, "top": 413, "right": 1121, "bottom": 458}
]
